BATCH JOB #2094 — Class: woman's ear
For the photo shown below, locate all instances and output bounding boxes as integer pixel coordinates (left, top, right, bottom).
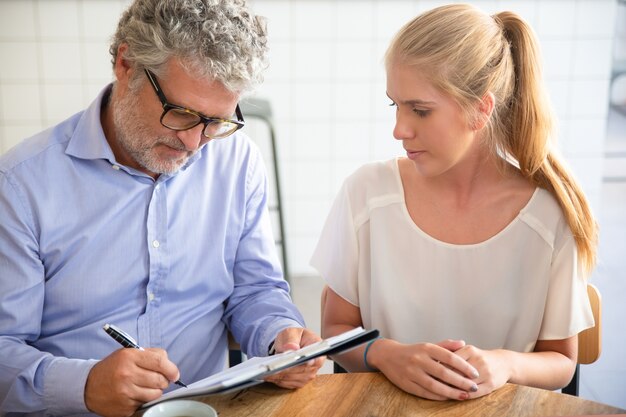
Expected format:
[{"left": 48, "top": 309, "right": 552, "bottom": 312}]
[{"left": 472, "top": 92, "right": 495, "bottom": 131}]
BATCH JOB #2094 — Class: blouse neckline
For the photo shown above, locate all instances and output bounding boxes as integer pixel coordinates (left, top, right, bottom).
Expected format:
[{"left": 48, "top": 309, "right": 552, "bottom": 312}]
[{"left": 390, "top": 157, "right": 540, "bottom": 248}]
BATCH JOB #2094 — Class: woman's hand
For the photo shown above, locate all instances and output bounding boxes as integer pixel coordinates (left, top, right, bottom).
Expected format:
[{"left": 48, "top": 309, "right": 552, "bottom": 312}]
[
  {"left": 453, "top": 345, "right": 511, "bottom": 398},
  {"left": 367, "top": 338, "right": 480, "bottom": 401},
  {"left": 453, "top": 338, "right": 578, "bottom": 396}
]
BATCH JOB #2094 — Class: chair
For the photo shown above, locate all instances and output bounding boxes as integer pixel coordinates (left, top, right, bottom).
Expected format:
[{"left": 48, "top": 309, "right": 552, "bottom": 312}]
[
  {"left": 228, "top": 332, "right": 244, "bottom": 367},
  {"left": 240, "top": 98, "right": 290, "bottom": 282},
  {"left": 562, "top": 283, "right": 602, "bottom": 396}
]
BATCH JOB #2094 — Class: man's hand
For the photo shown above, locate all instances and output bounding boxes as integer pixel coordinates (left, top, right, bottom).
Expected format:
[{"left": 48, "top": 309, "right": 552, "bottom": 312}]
[
  {"left": 263, "top": 327, "right": 325, "bottom": 389},
  {"left": 84, "top": 348, "right": 181, "bottom": 417}
]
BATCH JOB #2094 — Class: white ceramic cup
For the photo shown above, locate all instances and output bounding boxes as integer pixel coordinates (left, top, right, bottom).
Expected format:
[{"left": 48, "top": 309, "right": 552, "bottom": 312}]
[{"left": 143, "top": 400, "right": 218, "bottom": 417}]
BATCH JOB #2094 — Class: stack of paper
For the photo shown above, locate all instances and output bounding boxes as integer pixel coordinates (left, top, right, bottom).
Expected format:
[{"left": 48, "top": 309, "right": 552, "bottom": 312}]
[{"left": 143, "top": 326, "right": 378, "bottom": 407}]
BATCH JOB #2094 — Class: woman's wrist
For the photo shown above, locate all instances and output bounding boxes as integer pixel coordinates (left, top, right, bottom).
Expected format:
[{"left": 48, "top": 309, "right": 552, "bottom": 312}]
[
  {"left": 494, "top": 349, "right": 515, "bottom": 383},
  {"left": 363, "top": 337, "right": 382, "bottom": 371},
  {"left": 364, "top": 337, "right": 392, "bottom": 371}
]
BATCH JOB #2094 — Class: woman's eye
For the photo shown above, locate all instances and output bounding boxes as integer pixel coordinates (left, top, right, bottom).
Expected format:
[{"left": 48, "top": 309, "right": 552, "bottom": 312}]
[
  {"left": 388, "top": 101, "right": 397, "bottom": 107},
  {"left": 413, "top": 109, "right": 431, "bottom": 118}
]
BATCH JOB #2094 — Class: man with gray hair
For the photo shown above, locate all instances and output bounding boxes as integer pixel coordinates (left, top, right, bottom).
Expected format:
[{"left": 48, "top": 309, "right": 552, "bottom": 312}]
[{"left": 0, "top": 1, "right": 323, "bottom": 416}]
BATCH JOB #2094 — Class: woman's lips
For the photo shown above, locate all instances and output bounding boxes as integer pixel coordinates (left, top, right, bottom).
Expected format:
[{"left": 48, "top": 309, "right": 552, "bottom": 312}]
[{"left": 406, "top": 150, "right": 425, "bottom": 160}]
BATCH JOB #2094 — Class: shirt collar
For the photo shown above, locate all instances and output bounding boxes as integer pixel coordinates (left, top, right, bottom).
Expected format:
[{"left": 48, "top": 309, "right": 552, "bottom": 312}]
[
  {"left": 65, "top": 84, "right": 116, "bottom": 162},
  {"left": 64, "top": 83, "right": 204, "bottom": 178}
]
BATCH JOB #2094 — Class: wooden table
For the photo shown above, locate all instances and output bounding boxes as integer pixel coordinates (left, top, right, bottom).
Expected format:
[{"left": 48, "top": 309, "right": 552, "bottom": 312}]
[{"left": 159, "top": 373, "right": 625, "bottom": 417}]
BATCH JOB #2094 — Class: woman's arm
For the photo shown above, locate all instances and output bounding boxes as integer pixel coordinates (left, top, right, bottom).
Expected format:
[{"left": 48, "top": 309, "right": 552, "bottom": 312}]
[
  {"left": 320, "top": 285, "right": 367, "bottom": 371},
  {"left": 322, "top": 287, "right": 480, "bottom": 401},
  {"left": 454, "top": 337, "right": 577, "bottom": 398}
]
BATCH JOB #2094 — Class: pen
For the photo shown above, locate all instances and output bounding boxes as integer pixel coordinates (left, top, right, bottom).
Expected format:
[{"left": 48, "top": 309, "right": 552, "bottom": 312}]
[{"left": 103, "top": 323, "right": 188, "bottom": 388}]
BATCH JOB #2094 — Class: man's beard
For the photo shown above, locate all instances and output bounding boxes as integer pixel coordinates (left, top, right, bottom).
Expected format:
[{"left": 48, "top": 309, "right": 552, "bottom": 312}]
[{"left": 112, "top": 89, "right": 196, "bottom": 175}]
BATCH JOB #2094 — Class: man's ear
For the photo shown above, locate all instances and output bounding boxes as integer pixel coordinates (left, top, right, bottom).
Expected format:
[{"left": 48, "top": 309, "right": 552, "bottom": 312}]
[
  {"left": 472, "top": 92, "right": 495, "bottom": 131},
  {"left": 113, "top": 43, "right": 134, "bottom": 82}
]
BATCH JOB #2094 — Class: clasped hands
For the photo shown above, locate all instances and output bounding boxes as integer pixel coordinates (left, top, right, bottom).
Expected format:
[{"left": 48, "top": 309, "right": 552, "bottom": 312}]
[
  {"left": 367, "top": 338, "right": 510, "bottom": 401},
  {"left": 84, "top": 327, "right": 324, "bottom": 417}
]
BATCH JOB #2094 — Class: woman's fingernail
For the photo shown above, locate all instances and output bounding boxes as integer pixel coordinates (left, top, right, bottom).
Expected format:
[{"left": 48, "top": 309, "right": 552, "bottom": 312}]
[
  {"left": 472, "top": 370, "right": 479, "bottom": 378},
  {"left": 459, "top": 392, "right": 469, "bottom": 400},
  {"left": 470, "top": 384, "right": 478, "bottom": 392}
]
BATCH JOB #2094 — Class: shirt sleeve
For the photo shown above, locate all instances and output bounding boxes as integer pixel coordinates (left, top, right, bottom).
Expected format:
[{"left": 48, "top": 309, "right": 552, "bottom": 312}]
[
  {"left": 0, "top": 172, "right": 96, "bottom": 415},
  {"left": 538, "top": 220, "right": 595, "bottom": 340},
  {"left": 222, "top": 146, "right": 304, "bottom": 358},
  {"left": 310, "top": 180, "right": 360, "bottom": 306}
]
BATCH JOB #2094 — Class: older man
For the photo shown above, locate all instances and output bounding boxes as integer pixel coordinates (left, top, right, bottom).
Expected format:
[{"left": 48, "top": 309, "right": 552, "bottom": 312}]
[{"left": 0, "top": 1, "right": 323, "bottom": 416}]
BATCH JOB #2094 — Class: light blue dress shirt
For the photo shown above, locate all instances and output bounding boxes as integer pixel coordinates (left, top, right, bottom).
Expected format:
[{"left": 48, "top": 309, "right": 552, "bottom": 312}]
[{"left": 0, "top": 85, "right": 304, "bottom": 416}]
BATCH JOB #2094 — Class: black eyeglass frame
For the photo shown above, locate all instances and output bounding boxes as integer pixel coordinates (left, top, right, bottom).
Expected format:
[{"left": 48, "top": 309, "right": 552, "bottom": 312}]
[{"left": 144, "top": 69, "right": 245, "bottom": 139}]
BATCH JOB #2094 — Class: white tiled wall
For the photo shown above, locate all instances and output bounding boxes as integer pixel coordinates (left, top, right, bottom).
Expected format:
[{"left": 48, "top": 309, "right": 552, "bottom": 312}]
[{"left": 0, "top": 0, "right": 617, "bottom": 275}]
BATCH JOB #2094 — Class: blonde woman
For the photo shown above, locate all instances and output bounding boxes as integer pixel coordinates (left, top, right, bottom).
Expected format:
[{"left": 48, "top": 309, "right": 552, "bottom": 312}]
[{"left": 312, "top": 4, "right": 597, "bottom": 401}]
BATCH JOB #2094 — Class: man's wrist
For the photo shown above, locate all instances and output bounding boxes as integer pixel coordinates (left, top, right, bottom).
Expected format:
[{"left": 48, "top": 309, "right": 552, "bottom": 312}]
[
  {"left": 44, "top": 358, "right": 98, "bottom": 415},
  {"left": 258, "top": 320, "right": 303, "bottom": 358}
]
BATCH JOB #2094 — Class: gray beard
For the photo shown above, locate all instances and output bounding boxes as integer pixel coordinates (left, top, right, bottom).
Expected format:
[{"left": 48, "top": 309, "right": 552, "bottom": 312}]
[{"left": 111, "top": 91, "right": 194, "bottom": 175}]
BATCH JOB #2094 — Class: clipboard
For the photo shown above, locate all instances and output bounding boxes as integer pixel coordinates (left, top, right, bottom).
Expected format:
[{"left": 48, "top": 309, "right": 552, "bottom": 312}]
[{"left": 142, "top": 327, "right": 379, "bottom": 408}]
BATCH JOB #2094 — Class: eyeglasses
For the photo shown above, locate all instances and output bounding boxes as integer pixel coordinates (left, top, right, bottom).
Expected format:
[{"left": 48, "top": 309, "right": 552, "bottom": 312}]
[{"left": 144, "top": 69, "right": 245, "bottom": 139}]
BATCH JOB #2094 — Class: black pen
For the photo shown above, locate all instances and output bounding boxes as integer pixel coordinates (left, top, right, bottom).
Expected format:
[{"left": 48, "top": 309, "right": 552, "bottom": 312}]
[{"left": 103, "top": 323, "right": 188, "bottom": 388}]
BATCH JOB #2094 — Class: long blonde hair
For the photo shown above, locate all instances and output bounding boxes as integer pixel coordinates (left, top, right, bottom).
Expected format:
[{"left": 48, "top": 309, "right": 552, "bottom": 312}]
[{"left": 385, "top": 4, "right": 598, "bottom": 273}]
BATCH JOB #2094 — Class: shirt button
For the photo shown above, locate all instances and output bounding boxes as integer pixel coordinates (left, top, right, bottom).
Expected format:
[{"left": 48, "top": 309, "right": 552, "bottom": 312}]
[
  {"left": 112, "top": 165, "right": 120, "bottom": 170},
  {"left": 148, "top": 292, "right": 155, "bottom": 302},
  {"left": 152, "top": 240, "right": 160, "bottom": 248}
]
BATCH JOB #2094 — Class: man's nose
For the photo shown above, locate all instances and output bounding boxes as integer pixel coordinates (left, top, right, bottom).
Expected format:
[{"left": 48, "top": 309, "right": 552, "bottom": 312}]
[{"left": 176, "top": 124, "right": 208, "bottom": 151}]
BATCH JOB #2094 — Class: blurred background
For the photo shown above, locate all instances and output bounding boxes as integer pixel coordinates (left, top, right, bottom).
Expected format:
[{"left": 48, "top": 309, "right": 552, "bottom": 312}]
[{"left": 0, "top": 0, "right": 624, "bottom": 408}]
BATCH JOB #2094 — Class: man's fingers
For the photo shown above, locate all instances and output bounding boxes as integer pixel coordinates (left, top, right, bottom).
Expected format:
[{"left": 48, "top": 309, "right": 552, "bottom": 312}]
[
  {"left": 265, "top": 327, "right": 324, "bottom": 390},
  {"left": 299, "top": 328, "right": 323, "bottom": 346},
  {"left": 274, "top": 328, "right": 305, "bottom": 352},
  {"left": 85, "top": 349, "right": 168, "bottom": 416},
  {"left": 273, "top": 327, "right": 324, "bottom": 353},
  {"left": 137, "top": 348, "right": 181, "bottom": 384},
  {"left": 132, "top": 367, "right": 171, "bottom": 390},
  {"left": 264, "top": 353, "right": 324, "bottom": 389},
  {"left": 280, "top": 342, "right": 300, "bottom": 351}
]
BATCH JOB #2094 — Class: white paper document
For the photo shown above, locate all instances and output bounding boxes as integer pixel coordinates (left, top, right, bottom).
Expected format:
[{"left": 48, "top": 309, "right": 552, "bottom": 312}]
[{"left": 143, "top": 326, "right": 378, "bottom": 408}]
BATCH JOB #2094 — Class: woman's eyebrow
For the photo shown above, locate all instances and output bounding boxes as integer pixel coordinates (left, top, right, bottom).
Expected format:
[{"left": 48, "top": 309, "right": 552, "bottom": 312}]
[{"left": 386, "top": 92, "right": 435, "bottom": 106}]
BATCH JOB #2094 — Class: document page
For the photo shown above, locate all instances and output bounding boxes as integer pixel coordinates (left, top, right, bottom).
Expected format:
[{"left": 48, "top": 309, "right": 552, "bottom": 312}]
[{"left": 143, "top": 327, "right": 373, "bottom": 407}]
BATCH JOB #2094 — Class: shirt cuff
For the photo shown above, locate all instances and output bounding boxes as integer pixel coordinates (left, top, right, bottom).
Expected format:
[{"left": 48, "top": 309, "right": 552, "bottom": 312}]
[
  {"left": 257, "top": 318, "right": 304, "bottom": 358},
  {"left": 44, "top": 357, "right": 98, "bottom": 415}
]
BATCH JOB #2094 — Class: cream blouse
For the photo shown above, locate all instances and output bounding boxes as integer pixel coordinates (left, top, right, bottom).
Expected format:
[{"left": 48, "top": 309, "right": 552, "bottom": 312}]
[{"left": 311, "top": 159, "right": 593, "bottom": 352}]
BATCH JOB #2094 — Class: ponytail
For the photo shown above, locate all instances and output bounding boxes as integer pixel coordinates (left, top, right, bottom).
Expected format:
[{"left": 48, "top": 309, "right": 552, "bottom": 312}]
[{"left": 497, "top": 12, "right": 598, "bottom": 273}]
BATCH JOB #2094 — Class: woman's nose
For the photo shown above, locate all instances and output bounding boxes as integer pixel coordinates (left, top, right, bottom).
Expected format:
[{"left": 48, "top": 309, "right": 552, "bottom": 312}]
[{"left": 392, "top": 110, "right": 414, "bottom": 141}]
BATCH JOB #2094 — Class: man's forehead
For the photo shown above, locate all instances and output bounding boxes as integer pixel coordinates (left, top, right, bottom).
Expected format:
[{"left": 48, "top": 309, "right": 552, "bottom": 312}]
[{"left": 156, "top": 59, "right": 240, "bottom": 115}]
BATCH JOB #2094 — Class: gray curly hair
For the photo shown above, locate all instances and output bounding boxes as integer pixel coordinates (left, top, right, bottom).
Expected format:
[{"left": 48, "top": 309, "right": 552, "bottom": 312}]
[{"left": 110, "top": 0, "right": 268, "bottom": 93}]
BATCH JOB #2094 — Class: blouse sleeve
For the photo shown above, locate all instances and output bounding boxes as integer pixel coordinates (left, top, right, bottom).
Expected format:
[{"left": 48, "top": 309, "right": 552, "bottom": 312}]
[
  {"left": 310, "top": 181, "right": 361, "bottom": 306},
  {"left": 538, "top": 223, "right": 595, "bottom": 340}
]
